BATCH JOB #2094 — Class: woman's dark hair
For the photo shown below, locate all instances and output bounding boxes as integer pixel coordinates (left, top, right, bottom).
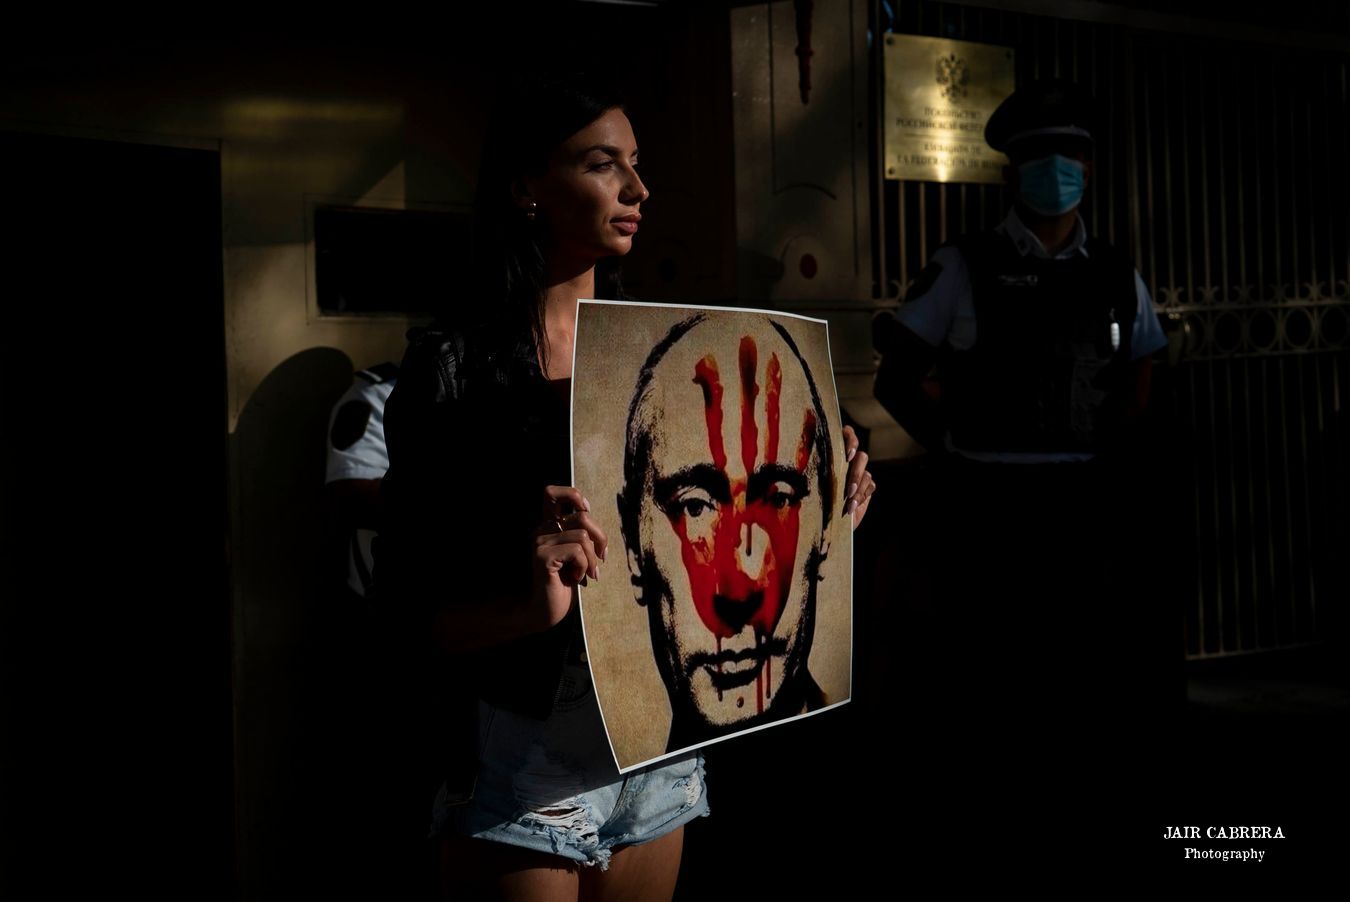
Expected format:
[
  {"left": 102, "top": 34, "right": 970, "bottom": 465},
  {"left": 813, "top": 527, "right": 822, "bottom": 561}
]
[{"left": 471, "top": 70, "right": 629, "bottom": 369}]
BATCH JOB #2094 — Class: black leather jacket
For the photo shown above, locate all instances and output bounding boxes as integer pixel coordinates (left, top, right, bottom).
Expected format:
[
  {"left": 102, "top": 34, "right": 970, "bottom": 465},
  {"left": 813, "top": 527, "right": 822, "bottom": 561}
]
[{"left": 374, "top": 314, "right": 579, "bottom": 794}]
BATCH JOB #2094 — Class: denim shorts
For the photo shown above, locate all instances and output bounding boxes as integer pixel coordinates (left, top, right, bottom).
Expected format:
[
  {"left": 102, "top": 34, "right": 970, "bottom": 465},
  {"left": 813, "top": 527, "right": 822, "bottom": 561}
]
[{"left": 430, "top": 654, "right": 710, "bottom": 870}]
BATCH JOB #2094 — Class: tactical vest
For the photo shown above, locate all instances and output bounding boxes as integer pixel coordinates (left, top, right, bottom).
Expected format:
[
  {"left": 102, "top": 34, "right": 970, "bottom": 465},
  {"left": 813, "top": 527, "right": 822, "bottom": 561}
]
[{"left": 938, "top": 228, "right": 1139, "bottom": 454}]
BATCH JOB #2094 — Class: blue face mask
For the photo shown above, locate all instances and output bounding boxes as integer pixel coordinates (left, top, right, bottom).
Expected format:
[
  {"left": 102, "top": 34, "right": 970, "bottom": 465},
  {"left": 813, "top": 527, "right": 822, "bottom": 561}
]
[{"left": 1017, "top": 154, "right": 1086, "bottom": 215}]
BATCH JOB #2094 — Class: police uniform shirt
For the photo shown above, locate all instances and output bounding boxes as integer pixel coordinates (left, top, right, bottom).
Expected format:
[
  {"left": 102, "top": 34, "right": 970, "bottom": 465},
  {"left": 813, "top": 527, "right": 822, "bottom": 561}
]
[
  {"left": 893, "top": 207, "right": 1168, "bottom": 462},
  {"left": 326, "top": 365, "right": 398, "bottom": 596}
]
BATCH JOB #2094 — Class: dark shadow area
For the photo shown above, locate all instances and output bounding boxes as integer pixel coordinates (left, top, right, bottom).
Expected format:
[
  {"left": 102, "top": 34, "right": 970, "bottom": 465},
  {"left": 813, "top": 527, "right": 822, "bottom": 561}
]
[
  {"left": 230, "top": 346, "right": 448, "bottom": 899},
  {"left": 0, "top": 131, "right": 230, "bottom": 896}
]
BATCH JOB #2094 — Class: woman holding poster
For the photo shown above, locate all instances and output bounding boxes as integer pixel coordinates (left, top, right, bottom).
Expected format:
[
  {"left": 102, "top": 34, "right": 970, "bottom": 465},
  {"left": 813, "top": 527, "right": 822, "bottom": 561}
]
[{"left": 376, "top": 71, "right": 875, "bottom": 900}]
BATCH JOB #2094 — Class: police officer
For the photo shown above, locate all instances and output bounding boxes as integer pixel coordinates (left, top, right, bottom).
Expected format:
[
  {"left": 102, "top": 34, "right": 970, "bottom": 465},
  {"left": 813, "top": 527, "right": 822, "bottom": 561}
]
[{"left": 872, "top": 79, "right": 1168, "bottom": 745}]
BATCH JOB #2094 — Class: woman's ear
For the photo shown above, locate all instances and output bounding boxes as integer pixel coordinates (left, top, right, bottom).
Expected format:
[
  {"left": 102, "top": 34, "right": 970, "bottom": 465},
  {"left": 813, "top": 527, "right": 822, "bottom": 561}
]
[{"left": 511, "top": 177, "right": 535, "bottom": 212}]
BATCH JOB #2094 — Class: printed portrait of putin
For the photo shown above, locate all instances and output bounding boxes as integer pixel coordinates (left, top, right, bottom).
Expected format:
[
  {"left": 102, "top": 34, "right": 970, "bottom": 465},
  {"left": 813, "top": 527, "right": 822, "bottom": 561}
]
[{"left": 616, "top": 312, "right": 843, "bottom": 752}]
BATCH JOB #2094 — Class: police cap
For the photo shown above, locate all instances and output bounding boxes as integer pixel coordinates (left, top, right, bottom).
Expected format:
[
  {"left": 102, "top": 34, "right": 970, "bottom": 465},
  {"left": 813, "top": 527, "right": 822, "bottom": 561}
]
[{"left": 985, "top": 78, "right": 1096, "bottom": 157}]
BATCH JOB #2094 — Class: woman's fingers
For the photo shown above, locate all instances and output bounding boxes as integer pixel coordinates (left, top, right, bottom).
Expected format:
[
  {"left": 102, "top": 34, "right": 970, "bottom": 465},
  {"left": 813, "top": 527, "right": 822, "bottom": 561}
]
[
  {"left": 840, "top": 429, "right": 874, "bottom": 527},
  {"left": 529, "top": 537, "right": 587, "bottom": 629},
  {"left": 843, "top": 449, "right": 870, "bottom": 513},
  {"left": 842, "top": 424, "right": 859, "bottom": 463},
  {"left": 538, "top": 486, "right": 607, "bottom": 571},
  {"left": 840, "top": 434, "right": 875, "bottom": 529},
  {"left": 537, "top": 527, "right": 601, "bottom": 583},
  {"left": 542, "top": 484, "right": 591, "bottom": 520},
  {"left": 849, "top": 468, "right": 875, "bottom": 529},
  {"left": 535, "top": 533, "right": 590, "bottom": 586},
  {"left": 525, "top": 486, "right": 606, "bottom": 630},
  {"left": 562, "top": 510, "right": 608, "bottom": 564}
]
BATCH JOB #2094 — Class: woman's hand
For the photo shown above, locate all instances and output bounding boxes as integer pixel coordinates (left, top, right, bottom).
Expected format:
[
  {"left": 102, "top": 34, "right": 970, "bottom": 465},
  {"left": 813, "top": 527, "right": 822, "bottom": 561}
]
[
  {"left": 529, "top": 485, "right": 609, "bottom": 632},
  {"left": 842, "top": 425, "right": 876, "bottom": 530}
]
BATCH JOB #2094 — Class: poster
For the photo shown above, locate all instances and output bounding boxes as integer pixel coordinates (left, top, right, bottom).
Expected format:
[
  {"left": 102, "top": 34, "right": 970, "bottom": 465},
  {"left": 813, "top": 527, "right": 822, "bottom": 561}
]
[{"left": 571, "top": 300, "right": 853, "bottom": 772}]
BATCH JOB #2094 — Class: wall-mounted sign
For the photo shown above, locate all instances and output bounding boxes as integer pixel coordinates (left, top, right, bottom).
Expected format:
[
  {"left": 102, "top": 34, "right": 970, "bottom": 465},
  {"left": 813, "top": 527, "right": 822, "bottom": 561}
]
[{"left": 884, "top": 34, "right": 1015, "bottom": 184}]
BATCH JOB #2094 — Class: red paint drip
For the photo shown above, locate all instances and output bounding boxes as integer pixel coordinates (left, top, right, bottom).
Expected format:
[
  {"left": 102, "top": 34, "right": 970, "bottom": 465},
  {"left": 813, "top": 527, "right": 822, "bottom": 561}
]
[
  {"left": 765, "top": 354, "right": 782, "bottom": 463},
  {"left": 693, "top": 356, "right": 727, "bottom": 471},
  {"left": 765, "top": 634, "right": 772, "bottom": 701},
  {"left": 715, "top": 635, "right": 723, "bottom": 703},
  {"left": 755, "top": 632, "right": 763, "bottom": 714}
]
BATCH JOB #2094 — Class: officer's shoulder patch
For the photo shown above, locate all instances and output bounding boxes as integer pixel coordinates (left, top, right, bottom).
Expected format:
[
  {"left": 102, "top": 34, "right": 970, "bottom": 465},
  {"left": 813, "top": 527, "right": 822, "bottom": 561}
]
[{"left": 331, "top": 399, "right": 373, "bottom": 451}]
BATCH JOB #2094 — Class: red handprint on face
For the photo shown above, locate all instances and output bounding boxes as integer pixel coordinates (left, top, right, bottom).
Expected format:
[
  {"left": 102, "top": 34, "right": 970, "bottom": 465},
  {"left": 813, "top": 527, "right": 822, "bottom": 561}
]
[{"left": 668, "top": 336, "right": 817, "bottom": 713}]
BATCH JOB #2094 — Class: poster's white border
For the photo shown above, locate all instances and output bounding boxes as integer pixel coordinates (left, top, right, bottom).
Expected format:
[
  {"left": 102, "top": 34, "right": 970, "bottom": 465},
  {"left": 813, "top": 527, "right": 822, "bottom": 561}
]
[{"left": 569, "top": 298, "right": 855, "bottom": 774}]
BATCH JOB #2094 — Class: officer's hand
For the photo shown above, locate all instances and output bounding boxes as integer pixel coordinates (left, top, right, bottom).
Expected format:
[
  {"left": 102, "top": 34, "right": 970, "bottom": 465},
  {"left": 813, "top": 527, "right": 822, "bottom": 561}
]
[{"left": 842, "top": 426, "right": 875, "bottom": 530}]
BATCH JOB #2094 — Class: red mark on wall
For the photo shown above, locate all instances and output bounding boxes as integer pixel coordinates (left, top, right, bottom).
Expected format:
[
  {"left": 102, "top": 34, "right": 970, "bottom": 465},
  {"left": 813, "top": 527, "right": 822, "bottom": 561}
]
[{"left": 676, "top": 336, "right": 817, "bottom": 713}]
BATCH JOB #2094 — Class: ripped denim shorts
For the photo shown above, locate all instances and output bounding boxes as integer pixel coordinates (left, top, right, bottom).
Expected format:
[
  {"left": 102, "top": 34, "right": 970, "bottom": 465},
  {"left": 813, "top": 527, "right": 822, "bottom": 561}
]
[{"left": 429, "top": 655, "right": 710, "bottom": 871}]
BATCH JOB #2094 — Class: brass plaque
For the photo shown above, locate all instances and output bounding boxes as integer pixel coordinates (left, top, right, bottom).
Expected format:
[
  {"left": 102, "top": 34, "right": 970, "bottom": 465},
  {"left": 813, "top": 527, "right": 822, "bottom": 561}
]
[{"left": 884, "top": 34, "right": 1014, "bottom": 184}]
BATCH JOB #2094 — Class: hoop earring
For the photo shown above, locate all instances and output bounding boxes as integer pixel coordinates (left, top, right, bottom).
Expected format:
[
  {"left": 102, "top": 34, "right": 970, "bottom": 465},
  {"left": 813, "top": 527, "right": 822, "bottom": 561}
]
[{"left": 526, "top": 201, "right": 538, "bottom": 221}]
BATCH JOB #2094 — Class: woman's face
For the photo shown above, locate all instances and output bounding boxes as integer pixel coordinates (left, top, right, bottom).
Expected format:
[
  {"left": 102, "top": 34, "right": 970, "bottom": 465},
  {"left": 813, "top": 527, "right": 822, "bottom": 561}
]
[{"left": 525, "top": 107, "right": 648, "bottom": 263}]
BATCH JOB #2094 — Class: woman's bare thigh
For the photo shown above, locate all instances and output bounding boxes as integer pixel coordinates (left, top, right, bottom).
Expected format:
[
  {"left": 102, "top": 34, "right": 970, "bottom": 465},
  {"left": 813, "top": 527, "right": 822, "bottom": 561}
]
[
  {"left": 579, "top": 825, "right": 685, "bottom": 902},
  {"left": 438, "top": 826, "right": 686, "bottom": 902},
  {"left": 439, "top": 832, "right": 580, "bottom": 901}
]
